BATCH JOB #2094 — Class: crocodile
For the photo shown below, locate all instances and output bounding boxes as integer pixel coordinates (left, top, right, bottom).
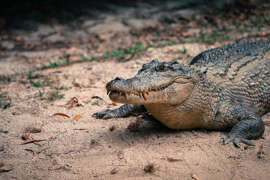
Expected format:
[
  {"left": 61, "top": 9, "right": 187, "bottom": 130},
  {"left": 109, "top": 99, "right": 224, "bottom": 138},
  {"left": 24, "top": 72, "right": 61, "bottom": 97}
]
[{"left": 93, "top": 40, "right": 270, "bottom": 147}]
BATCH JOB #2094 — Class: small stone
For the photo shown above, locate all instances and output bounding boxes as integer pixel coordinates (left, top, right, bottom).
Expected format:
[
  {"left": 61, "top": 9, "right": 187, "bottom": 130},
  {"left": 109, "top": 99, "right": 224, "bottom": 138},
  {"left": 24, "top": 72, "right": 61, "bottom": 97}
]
[
  {"left": 90, "top": 139, "right": 98, "bottom": 145},
  {"left": 110, "top": 168, "right": 119, "bottom": 175},
  {"left": 0, "top": 41, "right": 15, "bottom": 50},
  {"left": 44, "top": 34, "right": 65, "bottom": 43},
  {"left": 37, "top": 25, "right": 56, "bottom": 37},
  {"left": 109, "top": 125, "right": 116, "bottom": 132},
  {"left": 82, "top": 20, "right": 96, "bottom": 28},
  {"left": 124, "top": 19, "right": 156, "bottom": 29}
]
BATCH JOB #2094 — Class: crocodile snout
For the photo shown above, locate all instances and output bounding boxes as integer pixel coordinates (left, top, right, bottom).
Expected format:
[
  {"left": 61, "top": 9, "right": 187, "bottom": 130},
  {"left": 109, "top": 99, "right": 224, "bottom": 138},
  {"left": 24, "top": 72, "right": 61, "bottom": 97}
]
[{"left": 106, "top": 77, "right": 126, "bottom": 90}]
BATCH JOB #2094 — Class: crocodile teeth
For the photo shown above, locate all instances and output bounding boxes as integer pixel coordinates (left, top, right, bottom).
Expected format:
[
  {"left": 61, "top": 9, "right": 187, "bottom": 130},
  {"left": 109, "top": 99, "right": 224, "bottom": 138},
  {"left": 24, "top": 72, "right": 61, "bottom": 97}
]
[
  {"left": 142, "top": 92, "right": 148, "bottom": 101},
  {"left": 124, "top": 92, "right": 128, "bottom": 100},
  {"left": 107, "top": 90, "right": 111, "bottom": 96}
]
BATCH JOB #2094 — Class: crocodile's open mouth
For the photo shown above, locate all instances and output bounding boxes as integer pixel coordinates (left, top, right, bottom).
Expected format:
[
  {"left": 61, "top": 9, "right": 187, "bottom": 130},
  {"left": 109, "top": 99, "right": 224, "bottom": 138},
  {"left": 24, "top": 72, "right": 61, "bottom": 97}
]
[
  {"left": 107, "top": 89, "right": 150, "bottom": 101},
  {"left": 106, "top": 81, "right": 173, "bottom": 101}
]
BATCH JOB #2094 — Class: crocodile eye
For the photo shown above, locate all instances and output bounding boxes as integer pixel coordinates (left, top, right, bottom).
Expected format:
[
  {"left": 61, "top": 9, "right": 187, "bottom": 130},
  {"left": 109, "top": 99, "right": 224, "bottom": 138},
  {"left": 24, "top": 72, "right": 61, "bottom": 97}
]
[{"left": 156, "top": 63, "right": 170, "bottom": 72}]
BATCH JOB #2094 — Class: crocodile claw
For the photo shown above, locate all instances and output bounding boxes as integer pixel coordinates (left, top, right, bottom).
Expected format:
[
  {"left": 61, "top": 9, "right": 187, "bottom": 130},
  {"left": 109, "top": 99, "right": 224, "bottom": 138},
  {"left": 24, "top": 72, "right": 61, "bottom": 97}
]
[{"left": 221, "top": 135, "right": 255, "bottom": 148}]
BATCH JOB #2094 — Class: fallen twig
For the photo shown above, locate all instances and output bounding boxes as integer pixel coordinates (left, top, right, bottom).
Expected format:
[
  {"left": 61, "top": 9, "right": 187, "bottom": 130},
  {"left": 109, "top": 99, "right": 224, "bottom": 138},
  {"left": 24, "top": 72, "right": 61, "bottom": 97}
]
[
  {"left": 73, "top": 128, "right": 88, "bottom": 130},
  {"left": 24, "top": 148, "right": 49, "bottom": 160},
  {"left": 21, "top": 133, "right": 46, "bottom": 145},
  {"left": 21, "top": 139, "right": 46, "bottom": 145},
  {"left": 52, "top": 113, "right": 70, "bottom": 118},
  {"left": 163, "top": 157, "right": 183, "bottom": 162},
  {"left": 191, "top": 173, "right": 200, "bottom": 180}
]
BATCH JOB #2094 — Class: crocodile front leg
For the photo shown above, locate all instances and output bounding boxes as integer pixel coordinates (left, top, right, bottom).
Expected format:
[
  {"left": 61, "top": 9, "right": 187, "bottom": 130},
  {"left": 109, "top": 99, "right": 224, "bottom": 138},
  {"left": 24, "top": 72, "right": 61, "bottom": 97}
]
[
  {"left": 92, "top": 104, "right": 145, "bottom": 119},
  {"left": 221, "top": 106, "right": 265, "bottom": 147}
]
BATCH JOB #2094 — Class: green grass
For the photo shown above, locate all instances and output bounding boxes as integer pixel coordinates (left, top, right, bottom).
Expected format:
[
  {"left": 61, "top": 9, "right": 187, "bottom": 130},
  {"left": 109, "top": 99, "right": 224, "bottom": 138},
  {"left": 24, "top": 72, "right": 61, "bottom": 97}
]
[
  {"left": 30, "top": 80, "right": 43, "bottom": 87},
  {"left": 27, "top": 72, "right": 50, "bottom": 88},
  {"left": 38, "top": 59, "right": 71, "bottom": 70},
  {"left": 34, "top": 22, "right": 268, "bottom": 72},
  {"left": 0, "top": 75, "right": 12, "bottom": 83},
  {"left": 0, "top": 129, "right": 8, "bottom": 134},
  {"left": 169, "top": 41, "right": 177, "bottom": 46},
  {"left": 91, "top": 56, "right": 100, "bottom": 61},
  {"left": 32, "top": 26, "right": 246, "bottom": 73},
  {"left": 27, "top": 72, "right": 40, "bottom": 80},
  {"left": 36, "top": 43, "right": 145, "bottom": 71},
  {"left": 82, "top": 56, "right": 90, "bottom": 62},
  {"left": 111, "top": 43, "right": 144, "bottom": 59},
  {"left": 181, "top": 31, "right": 231, "bottom": 45},
  {"left": 183, "top": 48, "right": 188, "bottom": 54},
  {"left": 111, "top": 49, "right": 125, "bottom": 58},
  {"left": 46, "top": 90, "right": 64, "bottom": 102},
  {"left": 38, "top": 90, "right": 44, "bottom": 100}
]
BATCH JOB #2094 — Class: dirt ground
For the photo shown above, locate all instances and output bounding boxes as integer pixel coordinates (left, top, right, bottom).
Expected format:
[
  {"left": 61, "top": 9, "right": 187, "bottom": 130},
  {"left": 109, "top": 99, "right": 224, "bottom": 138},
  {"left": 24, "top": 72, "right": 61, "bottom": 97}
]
[{"left": 1, "top": 1, "right": 270, "bottom": 180}]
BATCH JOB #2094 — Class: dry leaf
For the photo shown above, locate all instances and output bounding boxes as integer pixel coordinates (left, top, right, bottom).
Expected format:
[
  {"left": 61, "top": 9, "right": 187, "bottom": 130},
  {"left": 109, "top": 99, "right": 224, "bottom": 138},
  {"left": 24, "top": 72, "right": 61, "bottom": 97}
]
[
  {"left": 182, "top": 29, "right": 201, "bottom": 37},
  {"left": 66, "top": 97, "right": 84, "bottom": 109},
  {"left": 15, "top": 36, "right": 21, "bottom": 41},
  {"left": 72, "top": 82, "right": 82, "bottom": 88},
  {"left": 52, "top": 113, "right": 70, "bottom": 118},
  {"left": 224, "top": 161, "right": 240, "bottom": 165},
  {"left": 69, "top": 56, "right": 82, "bottom": 62},
  {"left": 72, "top": 82, "right": 93, "bottom": 88},
  {"left": 186, "top": 21, "right": 197, "bottom": 27},
  {"left": 73, "top": 114, "right": 81, "bottom": 121},
  {"left": 71, "top": 38, "right": 80, "bottom": 44},
  {"left": 166, "top": 157, "right": 183, "bottom": 162},
  {"left": 191, "top": 173, "right": 200, "bottom": 180},
  {"left": 66, "top": 47, "right": 78, "bottom": 54}
]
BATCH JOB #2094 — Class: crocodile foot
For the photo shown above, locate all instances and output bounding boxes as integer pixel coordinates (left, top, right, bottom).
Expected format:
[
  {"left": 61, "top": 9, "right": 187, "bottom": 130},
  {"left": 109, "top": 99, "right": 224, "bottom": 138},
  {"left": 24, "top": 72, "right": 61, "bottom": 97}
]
[
  {"left": 92, "top": 110, "right": 116, "bottom": 119},
  {"left": 221, "top": 134, "right": 255, "bottom": 148}
]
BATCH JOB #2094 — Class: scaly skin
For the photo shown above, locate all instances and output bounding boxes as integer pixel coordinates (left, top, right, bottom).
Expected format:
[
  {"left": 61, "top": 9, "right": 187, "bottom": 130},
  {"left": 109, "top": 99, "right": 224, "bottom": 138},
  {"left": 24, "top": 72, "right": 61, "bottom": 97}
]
[{"left": 93, "top": 40, "right": 270, "bottom": 147}]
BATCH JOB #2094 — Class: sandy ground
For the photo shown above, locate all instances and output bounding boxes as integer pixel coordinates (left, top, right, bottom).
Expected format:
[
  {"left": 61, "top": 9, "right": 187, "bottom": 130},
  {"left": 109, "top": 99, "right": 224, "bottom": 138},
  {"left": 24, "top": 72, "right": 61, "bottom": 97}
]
[
  {"left": 1, "top": 1, "right": 270, "bottom": 179},
  {"left": 0, "top": 43, "right": 270, "bottom": 180}
]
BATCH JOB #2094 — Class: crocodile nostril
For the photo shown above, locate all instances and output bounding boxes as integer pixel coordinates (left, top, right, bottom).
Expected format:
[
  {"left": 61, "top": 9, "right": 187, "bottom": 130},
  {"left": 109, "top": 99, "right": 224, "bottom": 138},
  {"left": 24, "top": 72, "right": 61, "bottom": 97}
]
[{"left": 106, "top": 77, "right": 125, "bottom": 89}]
